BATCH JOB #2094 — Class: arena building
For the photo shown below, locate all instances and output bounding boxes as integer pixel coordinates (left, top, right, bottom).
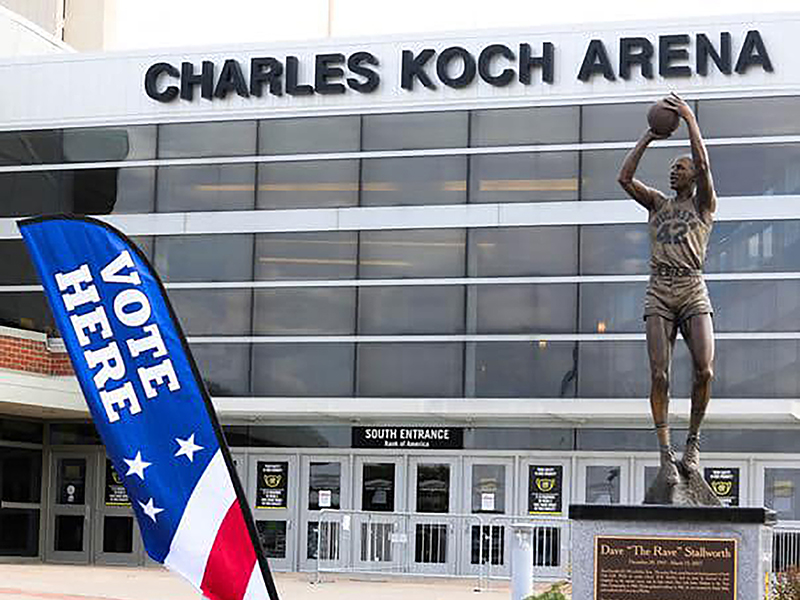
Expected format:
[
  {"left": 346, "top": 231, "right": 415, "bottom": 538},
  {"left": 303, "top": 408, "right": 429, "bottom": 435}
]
[{"left": 1, "top": 11, "right": 800, "bottom": 576}]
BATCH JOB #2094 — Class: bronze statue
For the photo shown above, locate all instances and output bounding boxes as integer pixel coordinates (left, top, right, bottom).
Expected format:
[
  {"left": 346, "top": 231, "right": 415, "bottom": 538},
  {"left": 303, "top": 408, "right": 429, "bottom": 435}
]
[{"left": 618, "top": 93, "right": 719, "bottom": 504}]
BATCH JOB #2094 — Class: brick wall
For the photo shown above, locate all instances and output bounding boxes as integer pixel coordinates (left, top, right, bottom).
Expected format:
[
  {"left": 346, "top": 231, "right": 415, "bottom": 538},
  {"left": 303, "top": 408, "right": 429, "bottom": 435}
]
[{"left": 0, "top": 332, "right": 73, "bottom": 376}]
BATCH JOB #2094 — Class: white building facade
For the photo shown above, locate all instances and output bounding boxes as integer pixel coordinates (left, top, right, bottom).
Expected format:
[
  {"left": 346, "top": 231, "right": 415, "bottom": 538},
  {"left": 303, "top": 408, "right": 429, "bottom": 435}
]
[{"left": 1, "top": 13, "right": 800, "bottom": 574}]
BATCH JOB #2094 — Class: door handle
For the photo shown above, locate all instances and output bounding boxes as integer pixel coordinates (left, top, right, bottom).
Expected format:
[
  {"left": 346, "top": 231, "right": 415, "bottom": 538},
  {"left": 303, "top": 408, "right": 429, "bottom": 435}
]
[{"left": 85, "top": 504, "right": 91, "bottom": 522}]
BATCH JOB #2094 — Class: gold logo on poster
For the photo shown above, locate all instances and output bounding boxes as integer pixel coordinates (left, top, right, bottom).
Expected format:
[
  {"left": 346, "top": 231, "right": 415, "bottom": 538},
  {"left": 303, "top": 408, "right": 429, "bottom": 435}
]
[
  {"left": 264, "top": 474, "right": 282, "bottom": 488},
  {"left": 536, "top": 477, "right": 556, "bottom": 492},
  {"left": 112, "top": 470, "right": 123, "bottom": 485},
  {"left": 712, "top": 480, "right": 733, "bottom": 496}
]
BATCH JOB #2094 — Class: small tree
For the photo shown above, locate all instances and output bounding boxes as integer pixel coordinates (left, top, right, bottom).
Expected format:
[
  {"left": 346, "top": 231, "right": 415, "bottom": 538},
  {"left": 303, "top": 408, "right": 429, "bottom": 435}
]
[
  {"left": 774, "top": 567, "right": 800, "bottom": 600},
  {"left": 524, "top": 583, "right": 568, "bottom": 600}
]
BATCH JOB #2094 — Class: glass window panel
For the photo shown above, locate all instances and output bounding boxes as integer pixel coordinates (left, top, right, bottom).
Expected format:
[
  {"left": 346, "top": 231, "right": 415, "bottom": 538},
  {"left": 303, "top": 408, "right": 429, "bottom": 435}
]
[
  {"left": 0, "top": 419, "right": 43, "bottom": 444},
  {"left": 158, "top": 121, "right": 256, "bottom": 158},
  {"left": 765, "top": 468, "right": 800, "bottom": 521},
  {"left": 359, "top": 286, "right": 464, "bottom": 334},
  {"left": 107, "top": 168, "right": 156, "bottom": 213},
  {"left": 475, "top": 284, "right": 577, "bottom": 333},
  {"left": 0, "top": 130, "right": 62, "bottom": 165},
  {"left": 578, "top": 429, "right": 688, "bottom": 452},
  {"left": 464, "top": 428, "right": 573, "bottom": 450},
  {"left": 259, "top": 116, "right": 360, "bottom": 154},
  {"left": 190, "top": 343, "right": 250, "bottom": 397},
  {"left": 470, "top": 152, "right": 578, "bottom": 203},
  {"left": 414, "top": 523, "right": 448, "bottom": 563},
  {"left": 708, "top": 144, "right": 800, "bottom": 197},
  {"left": 472, "top": 464, "right": 505, "bottom": 514},
  {"left": 416, "top": 464, "right": 450, "bottom": 513},
  {"left": 63, "top": 126, "right": 157, "bottom": 162},
  {"left": 471, "top": 525, "right": 505, "bottom": 565},
  {"left": 244, "top": 426, "right": 350, "bottom": 448},
  {"left": 577, "top": 341, "right": 692, "bottom": 398},
  {"left": 254, "top": 232, "right": 357, "bottom": 280},
  {"left": 251, "top": 343, "right": 354, "bottom": 397},
  {"left": 49, "top": 423, "right": 100, "bottom": 445},
  {"left": 362, "top": 463, "right": 395, "bottom": 511},
  {"left": 579, "top": 282, "right": 646, "bottom": 333},
  {"left": 256, "top": 521, "right": 287, "bottom": 558},
  {"left": 103, "top": 516, "right": 134, "bottom": 553},
  {"left": 698, "top": 97, "right": 800, "bottom": 137},
  {"left": 154, "top": 234, "right": 253, "bottom": 282},
  {"left": 307, "top": 521, "right": 340, "bottom": 560},
  {"left": 57, "top": 458, "right": 86, "bottom": 505},
  {"left": 0, "top": 508, "right": 39, "bottom": 556},
  {"left": 471, "top": 106, "right": 579, "bottom": 146},
  {"left": 582, "top": 147, "right": 677, "bottom": 200},
  {"left": 709, "top": 280, "right": 800, "bottom": 332},
  {"left": 0, "top": 170, "right": 68, "bottom": 216},
  {"left": 257, "top": 160, "right": 358, "bottom": 209},
  {"left": 157, "top": 164, "right": 255, "bottom": 212},
  {"left": 361, "top": 156, "right": 466, "bottom": 207},
  {"left": 0, "top": 240, "right": 38, "bottom": 284},
  {"left": 360, "top": 229, "right": 465, "bottom": 278},
  {"left": 130, "top": 236, "right": 154, "bottom": 262},
  {"left": 166, "top": 290, "right": 251, "bottom": 336},
  {"left": 707, "top": 221, "right": 800, "bottom": 273},
  {"left": 1, "top": 448, "right": 41, "bottom": 503},
  {"left": 357, "top": 343, "right": 462, "bottom": 397},
  {"left": 362, "top": 112, "right": 467, "bottom": 150},
  {"left": 308, "top": 462, "right": 341, "bottom": 510},
  {"left": 473, "top": 341, "right": 577, "bottom": 398},
  {"left": 0, "top": 292, "right": 56, "bottom": 334},
  {"left": 582, "top": 102, "right": 691, "bottom": 143},
  {"left": 54, "top": 515, "right": 84, "bottom": 551},
  {"left": 714, "top": 340, "right": 800, "bottom": 398},
  {"left": 469, "top": 227, "right": 578, "bottom": 276},
  {"left": 585, "top": 466, "right": 621, "bottom": 504},
  {"left": 580, "top": 224, "right": 649, "bottom": 275},
  {"left": 253, "top": 288, "right": 356, "bottom": 335}
]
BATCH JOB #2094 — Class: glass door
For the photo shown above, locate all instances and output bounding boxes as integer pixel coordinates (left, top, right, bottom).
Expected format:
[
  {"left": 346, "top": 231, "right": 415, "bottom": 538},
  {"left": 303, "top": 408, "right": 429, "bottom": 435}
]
[
  {"left": 299, "top": 455, "right": 350, "bottom": 571},
  {"left": 409, "top": 456, "right": 460, "bottom": 575},
  {"left": 576, "top": 457, "right": 631, "bottom": 505},
  {"left": 48, "top": 452, "right": 96, "bottom": 563},
  {"left": 462, "top": 457, "right": 513, "bottom": 577},
  {"left": 249, "top": 454, "right": 297, "bottom": 572},
  {"left": 94, "top": 457, "right": 144, "bottom": 565},
  {"left": 354, "top": 456, "right": 405, "bottom": 572}
]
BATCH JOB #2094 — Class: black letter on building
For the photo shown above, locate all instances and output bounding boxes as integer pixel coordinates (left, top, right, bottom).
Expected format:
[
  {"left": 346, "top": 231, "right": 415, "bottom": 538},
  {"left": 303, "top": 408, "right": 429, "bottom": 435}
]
[
  {"left": 519, "top": 42, "right": 553, "bottom": 84},
  {"left": 735, "top": 30, "right": 774, "bottom": 74},
  {"left": 436, "top": 46, "right": 476, "bottom": 89},
  {"left": 144, "top": 62, "right": 179, "bottom": 102},
  {"left": 619, "top": 37, "right": 654, "bottom": 80},
  {"left": 347, "top": 52, "right": 380, "bottom": 93},
  {"left": 696, "top": 32, "right": 731, "bottom": 75},
  {"left": 659, "top": 34, "right": 691, "bottom": 78},
  {"left": 214, "top": 59, "right": 249, "bottom": 99},
  {"left": 577, "top": 40, "right": 615, "bottom": 81},
  {"left": 180, "top": 61, "right": 214, "bottom": 101},
  {"left": 478, "top": 44, "right": 515, "bottom": 87},
  {"left": 250, "top": 58, "right": 283, "bottom": 97},
  {"left": 315, "top": 53, "right": 346, "bottom": 94},
  {"left": 401, "top": 49, "right": 436, "bottom": 90},
  {"left": 286, "top": 56, "right": 314, "bottom": 95}
]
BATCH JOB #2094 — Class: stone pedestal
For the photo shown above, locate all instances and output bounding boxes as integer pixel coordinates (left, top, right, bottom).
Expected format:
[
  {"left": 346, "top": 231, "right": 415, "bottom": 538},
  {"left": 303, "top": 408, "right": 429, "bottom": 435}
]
[{"left": 570, "top": 505, "right": 775, "bottom": 600}]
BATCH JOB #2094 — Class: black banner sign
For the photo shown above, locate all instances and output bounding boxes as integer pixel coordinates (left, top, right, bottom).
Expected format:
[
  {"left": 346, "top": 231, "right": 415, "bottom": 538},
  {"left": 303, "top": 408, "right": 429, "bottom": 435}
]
[
  {"left": 256, "top": 461, "right": 288, "bottom": 509},
  {"left": 704, "top": 467, "right": 740, "bottom": 507},
  {"left": 105, "top": 460, "right": 131, "bottom": 507},
  {"left": 352, "top": 427, "right": 463, "bottom": 449},
  {"left": 595, "top": 536, "right": 736, "bottom": 600},
  {"left": 528, "top": 465, "right": 563, "bottom": 515}
]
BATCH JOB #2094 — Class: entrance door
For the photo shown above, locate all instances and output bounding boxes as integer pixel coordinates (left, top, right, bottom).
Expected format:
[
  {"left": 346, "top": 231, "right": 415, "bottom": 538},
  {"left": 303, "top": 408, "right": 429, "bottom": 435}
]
[
  {"left": 299, "top": 456, "right": 350, "bottom": 571},
  {"left": 577, "top": 457, "right": 631, "bottom": 505},
  {"left": 462, "top": 457, "right": 513, "bottom": 577},
  {"left": 94, "top": 458, "right": 143, "bottom": 565},
  {"left": 409, "top": 456, "right": 460, "bottom": 575},
  {"left": 249, "top": 454, "right": 298, "bottom": 572},
  {"left": 354, "top": 456, "right": 405, "bottom": 572},
  {"left": 48, "top": 452, "right": 96, "bottom": 563}
]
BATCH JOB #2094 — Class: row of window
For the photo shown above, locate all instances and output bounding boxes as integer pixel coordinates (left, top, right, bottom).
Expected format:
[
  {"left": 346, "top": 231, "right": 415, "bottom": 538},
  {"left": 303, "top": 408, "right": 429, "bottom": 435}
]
[
  {"left": 2, "top": 141, "right": 800, "bottom": 216},
  {"left": 1, "top": 97, "right": 799, "bottom": 167},
  {"left": 1, "top": 221, "right": 794, "bottom": 287}
]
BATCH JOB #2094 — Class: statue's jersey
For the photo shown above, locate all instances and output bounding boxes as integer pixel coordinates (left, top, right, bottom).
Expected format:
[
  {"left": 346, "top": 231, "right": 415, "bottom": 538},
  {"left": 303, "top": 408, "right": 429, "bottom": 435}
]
[{"left": 648, "top": 195, "right": 711, "bottom": 271}]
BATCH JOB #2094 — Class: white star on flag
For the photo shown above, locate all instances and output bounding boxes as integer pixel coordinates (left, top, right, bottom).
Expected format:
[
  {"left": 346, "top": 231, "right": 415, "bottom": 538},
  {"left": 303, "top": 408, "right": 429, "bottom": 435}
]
[
  {"left": 175, "top": 433, "right": 204, "bottom": 462},
  {"left": 139, "top": 498, "right": 164, "bottom": 522},
  {"left": 124, "top": 451, "right": 152, "bottom": 480}
]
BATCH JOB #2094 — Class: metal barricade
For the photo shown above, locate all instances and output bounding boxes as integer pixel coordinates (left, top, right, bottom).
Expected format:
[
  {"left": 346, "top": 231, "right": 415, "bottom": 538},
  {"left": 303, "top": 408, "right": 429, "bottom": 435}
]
[{"left": 773, "top": 523, "right": 800, "bottom": 574}]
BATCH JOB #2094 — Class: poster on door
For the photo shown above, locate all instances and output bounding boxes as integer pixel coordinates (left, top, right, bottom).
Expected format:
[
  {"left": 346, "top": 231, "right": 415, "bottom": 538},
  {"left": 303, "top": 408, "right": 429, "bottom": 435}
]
[
  {"left": 105, "top": 460, "right": 131, "bottom": 506},
  {"left": 256, "top": 461, "right": 289, "bottom": 509},
  {"left": 704, "top": 467, "right": 740, "bottom": 507},
  {"left": 528, "top": 465, "right": 563, "bottom": 515}
]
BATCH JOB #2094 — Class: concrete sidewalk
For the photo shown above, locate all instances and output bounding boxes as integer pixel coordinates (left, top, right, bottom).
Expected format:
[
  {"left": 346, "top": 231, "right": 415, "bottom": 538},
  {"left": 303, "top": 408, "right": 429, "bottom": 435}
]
[{"left": 0, "top": 564, "right": 569, "bottom": 600}]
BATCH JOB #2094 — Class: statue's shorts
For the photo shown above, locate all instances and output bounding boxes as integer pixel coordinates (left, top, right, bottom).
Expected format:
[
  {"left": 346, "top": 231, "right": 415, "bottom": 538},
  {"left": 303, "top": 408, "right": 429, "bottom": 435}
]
[{"left": 643, "top": 273, "right": 713, "bottom": 324}]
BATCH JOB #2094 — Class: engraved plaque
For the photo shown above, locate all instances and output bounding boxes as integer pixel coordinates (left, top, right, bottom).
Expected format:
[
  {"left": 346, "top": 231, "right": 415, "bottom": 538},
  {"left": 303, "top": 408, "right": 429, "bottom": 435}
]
[{"left": 594, "top": 536, "right": 736, "bottom": 600}]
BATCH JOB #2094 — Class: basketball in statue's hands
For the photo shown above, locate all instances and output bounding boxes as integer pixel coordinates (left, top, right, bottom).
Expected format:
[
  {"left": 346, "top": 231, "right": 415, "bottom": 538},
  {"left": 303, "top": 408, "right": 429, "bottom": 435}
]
[{"left": 647, "top": 100, "right": 680, "bottom": 137}]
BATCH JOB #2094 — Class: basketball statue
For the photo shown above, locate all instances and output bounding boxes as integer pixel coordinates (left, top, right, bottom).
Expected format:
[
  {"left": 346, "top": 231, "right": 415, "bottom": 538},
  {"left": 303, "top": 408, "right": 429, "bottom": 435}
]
[{"left": 617, "top": 93, "right": 721, "bottom": 506}]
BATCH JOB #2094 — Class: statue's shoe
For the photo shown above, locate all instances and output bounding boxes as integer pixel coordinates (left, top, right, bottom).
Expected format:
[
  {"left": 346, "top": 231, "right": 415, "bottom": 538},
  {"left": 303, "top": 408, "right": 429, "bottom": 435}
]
[
  {"left": 681, "top": 434, "right": 701, "bottom": 473},
  {"left": 661, "top": 446, "right": 681, "bottom": 486}
]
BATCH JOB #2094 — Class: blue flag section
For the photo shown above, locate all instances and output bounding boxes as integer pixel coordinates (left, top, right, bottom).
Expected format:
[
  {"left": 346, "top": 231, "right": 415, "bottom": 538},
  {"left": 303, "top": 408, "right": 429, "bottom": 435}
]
[{"left": 19, "top": 216, "right": 279, "bottom": 600}]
